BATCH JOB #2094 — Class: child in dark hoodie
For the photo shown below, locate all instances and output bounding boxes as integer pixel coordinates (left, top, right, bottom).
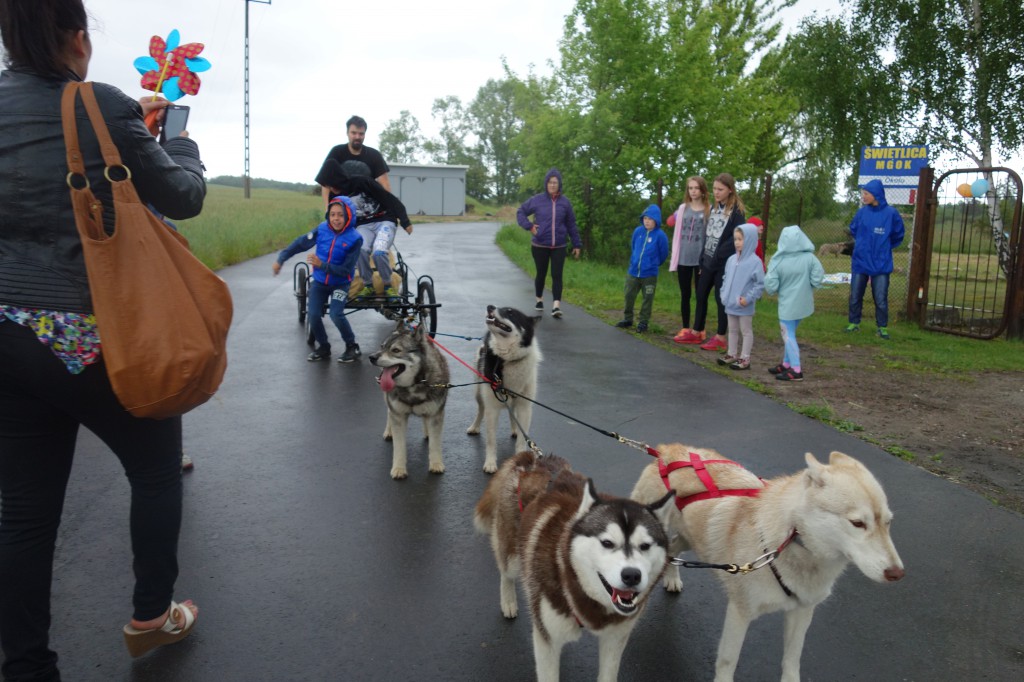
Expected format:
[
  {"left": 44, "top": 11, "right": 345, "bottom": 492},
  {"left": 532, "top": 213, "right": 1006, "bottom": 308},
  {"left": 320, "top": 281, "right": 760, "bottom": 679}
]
[
  {"left": 717, "top": 223, "right": 764, "bottom": 370},
  {"left": 616, "top": 205, "right": 668, "bottom": 333},
  {"left": 846, "top": 179, "right": 905, "bottom": 339}
]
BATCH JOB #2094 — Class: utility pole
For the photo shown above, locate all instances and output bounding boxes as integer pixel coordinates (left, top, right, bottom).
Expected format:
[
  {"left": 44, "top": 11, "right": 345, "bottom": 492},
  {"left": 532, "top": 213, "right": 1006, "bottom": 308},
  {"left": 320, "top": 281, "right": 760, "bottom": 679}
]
[{"left": 244, "top": 0, "right": 271, "bottom": 199}]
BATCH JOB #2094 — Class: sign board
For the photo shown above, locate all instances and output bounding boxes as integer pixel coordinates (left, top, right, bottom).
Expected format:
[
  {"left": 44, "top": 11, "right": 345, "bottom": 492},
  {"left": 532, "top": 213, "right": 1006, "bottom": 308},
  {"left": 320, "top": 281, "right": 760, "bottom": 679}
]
[{"left": 857, "top": 145, "right": 929, "bottom": 205}]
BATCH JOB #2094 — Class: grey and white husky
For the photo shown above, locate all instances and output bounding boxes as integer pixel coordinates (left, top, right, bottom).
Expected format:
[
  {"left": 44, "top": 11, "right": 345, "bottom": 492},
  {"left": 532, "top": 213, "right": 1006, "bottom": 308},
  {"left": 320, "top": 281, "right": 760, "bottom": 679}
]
[
  {"left": 368, "top": 322, "right": 449, "bottom": 479},
  {"left": 631, "top": 443, "right": 905, "bottom": 682},
  {"left": 466, "top": 305, "right": 542, "bottom": 473},
  {"left": 475, "top": 451, "right": 674, "bottom": 682}
]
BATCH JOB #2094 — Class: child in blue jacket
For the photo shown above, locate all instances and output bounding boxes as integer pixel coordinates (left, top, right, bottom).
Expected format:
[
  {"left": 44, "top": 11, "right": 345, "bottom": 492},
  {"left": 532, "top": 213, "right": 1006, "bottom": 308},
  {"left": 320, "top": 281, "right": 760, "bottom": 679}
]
[
  {"left": 272, "top": 196, "right": 363, "bottom": 363},
  {"left": 846, "top": 179, "right": 905, "bottom": 339},
  {"left": 616, "top": 204, "right": 668, "bottom": 333}
]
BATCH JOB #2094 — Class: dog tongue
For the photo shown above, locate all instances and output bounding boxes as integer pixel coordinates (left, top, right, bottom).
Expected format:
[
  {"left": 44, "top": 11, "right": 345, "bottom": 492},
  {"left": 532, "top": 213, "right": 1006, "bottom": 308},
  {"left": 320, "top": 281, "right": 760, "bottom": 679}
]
[
  {"left": 612, "top": 588, "right": 636, "bottom": 605},
  {"left": 380, "top": 366, "right": 397, "bottom": 392}
]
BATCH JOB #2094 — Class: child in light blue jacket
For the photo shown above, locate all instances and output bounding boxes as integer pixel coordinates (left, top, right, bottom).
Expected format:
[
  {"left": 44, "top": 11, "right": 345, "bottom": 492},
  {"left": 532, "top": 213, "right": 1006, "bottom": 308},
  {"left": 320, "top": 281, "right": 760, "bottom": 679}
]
[
  {"left": 616, "top": 204, "right": 668, "bottom": 333},
  {"left": 718, "top": 223, "right": 764, "bottom": 370},
  {"left": 764, "top": 225, "right": 825, "bottom": 381}
]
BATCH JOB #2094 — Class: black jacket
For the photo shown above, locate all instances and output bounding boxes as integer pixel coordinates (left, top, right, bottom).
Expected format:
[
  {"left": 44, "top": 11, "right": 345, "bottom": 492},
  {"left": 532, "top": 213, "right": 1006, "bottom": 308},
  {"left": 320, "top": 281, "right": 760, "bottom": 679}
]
[{"left": 0, "top": 68, "right": 206, "bottom": 313}]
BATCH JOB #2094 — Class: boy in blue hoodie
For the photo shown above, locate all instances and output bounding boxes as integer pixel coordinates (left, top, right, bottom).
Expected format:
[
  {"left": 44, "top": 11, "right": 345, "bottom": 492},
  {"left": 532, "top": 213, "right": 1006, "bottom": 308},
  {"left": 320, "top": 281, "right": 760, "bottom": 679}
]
[
  {"left": 616, "top": 205, "right": 668, "bottom": 333},
  {"left": 272, "top": 196, "right": 364, "bottom": 363},
  {"left": 718, "top": 223, "right": 765, "bottom": 370},
  {"left": 846, "top": 179, "right": 905, "bottom": 339}
]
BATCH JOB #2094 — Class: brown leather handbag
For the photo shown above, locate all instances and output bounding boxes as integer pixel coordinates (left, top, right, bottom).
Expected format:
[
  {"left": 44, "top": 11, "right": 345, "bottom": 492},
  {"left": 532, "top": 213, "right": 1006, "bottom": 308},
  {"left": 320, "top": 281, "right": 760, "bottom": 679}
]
[{"left": 61, "top": 82, "right": 232, "bottom": 419}]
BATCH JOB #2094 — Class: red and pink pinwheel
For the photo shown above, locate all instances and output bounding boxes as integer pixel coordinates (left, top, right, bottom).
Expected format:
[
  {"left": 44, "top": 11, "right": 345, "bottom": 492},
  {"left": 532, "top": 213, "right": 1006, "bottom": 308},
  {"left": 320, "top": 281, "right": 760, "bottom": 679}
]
[{"left": 134, "top": 29, "right": 211, "bottom": 101}]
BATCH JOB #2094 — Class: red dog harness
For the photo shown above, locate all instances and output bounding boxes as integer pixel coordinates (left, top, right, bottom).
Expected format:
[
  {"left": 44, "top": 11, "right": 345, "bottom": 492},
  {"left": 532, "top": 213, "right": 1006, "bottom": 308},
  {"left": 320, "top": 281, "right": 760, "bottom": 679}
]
[{"left": 659, "top": 451, "right": 764, "bottom": 510}]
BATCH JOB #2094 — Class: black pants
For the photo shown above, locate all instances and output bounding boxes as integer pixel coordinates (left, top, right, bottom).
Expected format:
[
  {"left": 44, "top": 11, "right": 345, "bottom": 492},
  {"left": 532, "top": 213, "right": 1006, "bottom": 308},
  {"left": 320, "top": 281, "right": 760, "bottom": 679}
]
[
  {"left": 693, "top": 265, "right": 727, "bottom": 336},
  {"left": 531, "top": 245, "right": 568, "bottom": 301},
  {"left": 676, "top": 265, "right": 699, "bottom": 328},
  {"left": 0, "top": 322, "right": 182, "bottom": 682}
]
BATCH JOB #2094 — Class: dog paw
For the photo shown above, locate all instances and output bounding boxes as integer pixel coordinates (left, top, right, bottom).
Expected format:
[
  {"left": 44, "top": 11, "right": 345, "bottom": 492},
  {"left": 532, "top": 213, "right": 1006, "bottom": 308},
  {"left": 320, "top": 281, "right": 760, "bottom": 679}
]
[
  {"left": 383, "top": 433, "right": 393, "bottom": 442},
  {"left": 663, "top": 575, "right": 683, "bottom": 593},
  {"left": 483, "top": 461, "right": 498, "bottom": 474},
  {"left": 429, "top": 462, "right": 445, "bottom": 474},
  {"left": 390, "top": 467, "right": 408, "bottom": 480},
  {"left": 501, "top": 603, "right": 518, "bottom": 619},
  {"left": 466, "top": 427, "right": 480, "bottom": 436}
]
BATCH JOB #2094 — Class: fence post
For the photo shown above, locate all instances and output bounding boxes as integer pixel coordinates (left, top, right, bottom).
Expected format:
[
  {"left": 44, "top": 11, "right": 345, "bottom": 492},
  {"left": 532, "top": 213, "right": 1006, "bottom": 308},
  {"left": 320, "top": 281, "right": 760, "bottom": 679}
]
[
  {"left": 906, "top": 166, "right": 935, "bottom": 324},
  {"left": 657, "top": 177, "right": 664, "bottom": 212},
  {"left": 1009, "top": 199, "right": 1024, "bottom": 339},
  {"left": 761, "top": 172, "right": 772, "bottom": 245}
]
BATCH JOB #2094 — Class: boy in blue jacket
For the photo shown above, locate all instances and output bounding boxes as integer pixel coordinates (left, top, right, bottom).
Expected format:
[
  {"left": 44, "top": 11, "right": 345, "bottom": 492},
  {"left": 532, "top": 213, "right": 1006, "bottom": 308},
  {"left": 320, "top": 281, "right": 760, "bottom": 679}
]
[
  {"left": 846, "top": 179, "right": 905, "bottom": 339},
  {"left": 616, "top": 204, "right": 668, "bottom": 333},
  {"left": 272, "top": 196, "right": 364, "bottom": 362}
]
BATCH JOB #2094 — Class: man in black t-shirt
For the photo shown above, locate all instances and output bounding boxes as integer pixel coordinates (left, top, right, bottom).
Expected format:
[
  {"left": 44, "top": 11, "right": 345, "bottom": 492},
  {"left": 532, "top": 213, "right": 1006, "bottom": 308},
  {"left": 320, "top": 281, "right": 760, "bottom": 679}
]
[{"left": 320, "top": 115, "right": 391, "bottom": 208}]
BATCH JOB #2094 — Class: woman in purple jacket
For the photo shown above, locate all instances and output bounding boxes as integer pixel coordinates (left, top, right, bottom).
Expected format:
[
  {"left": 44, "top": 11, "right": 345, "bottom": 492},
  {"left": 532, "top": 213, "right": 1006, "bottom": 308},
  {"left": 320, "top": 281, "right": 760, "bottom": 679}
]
[{"left": 517, "top": 168, "right": 582, "bottom": 318}]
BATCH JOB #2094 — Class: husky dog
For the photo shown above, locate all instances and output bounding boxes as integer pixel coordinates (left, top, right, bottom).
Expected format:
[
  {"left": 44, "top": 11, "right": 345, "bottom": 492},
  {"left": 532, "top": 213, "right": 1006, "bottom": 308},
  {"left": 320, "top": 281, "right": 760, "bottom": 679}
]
[
  {"left": 631, "top": 443, "right": 905, "bottom": 682},
  {"left": 368, "top": 322, "right": 449, "bottom": 479},
  {"left": 466, "top": 305, "right": 542, "bottom": 473},
  {"left": 476, "top": 451, "right": 674, "bottom": 682}
]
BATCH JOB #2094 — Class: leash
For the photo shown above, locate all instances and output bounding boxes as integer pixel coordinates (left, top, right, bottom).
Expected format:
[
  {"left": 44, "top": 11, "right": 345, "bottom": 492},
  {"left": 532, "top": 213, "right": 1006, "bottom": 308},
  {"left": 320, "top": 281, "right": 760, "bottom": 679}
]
[{"left": 670, "top": 529, "right": 800, "bottom": 576}]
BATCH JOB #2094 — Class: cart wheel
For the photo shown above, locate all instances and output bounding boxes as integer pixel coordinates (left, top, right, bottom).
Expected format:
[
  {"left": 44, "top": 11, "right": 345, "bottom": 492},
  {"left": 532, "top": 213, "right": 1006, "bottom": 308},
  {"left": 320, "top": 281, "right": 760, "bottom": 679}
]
[
  {"left": 416, "top": 278, "right": 438, "bottom": 338},
  {"left": 395, "top": 259, "right": 410, "bottom": 298},
  {"left": 294, "top": 263, "right": 309, "bottom": 324},
  {"left": 305, "top": 314, "right": 316, "bottom": 347}
]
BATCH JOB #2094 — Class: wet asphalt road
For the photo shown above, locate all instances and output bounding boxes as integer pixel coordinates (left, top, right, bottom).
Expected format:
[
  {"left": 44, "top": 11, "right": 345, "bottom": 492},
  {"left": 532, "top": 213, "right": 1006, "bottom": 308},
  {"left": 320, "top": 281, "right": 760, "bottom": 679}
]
[{"left": 47, "top": 222, "right": 1022, "bottom": 681}]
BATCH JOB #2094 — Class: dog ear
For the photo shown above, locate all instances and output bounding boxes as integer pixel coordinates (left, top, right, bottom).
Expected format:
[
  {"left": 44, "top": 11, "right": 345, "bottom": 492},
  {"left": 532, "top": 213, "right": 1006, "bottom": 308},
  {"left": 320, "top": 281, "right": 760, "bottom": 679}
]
[
  {"left": 827, "top": 451, "right": 857, "bottom": 468},
  {"left": 648, "top": 490, "right": 677, "bottom": 529},
  {"left": 804, "top": 452, "right": 830, "bottom": 488},
  {"left": 575, "top": 478, "right": 599, "bottom": 520}
]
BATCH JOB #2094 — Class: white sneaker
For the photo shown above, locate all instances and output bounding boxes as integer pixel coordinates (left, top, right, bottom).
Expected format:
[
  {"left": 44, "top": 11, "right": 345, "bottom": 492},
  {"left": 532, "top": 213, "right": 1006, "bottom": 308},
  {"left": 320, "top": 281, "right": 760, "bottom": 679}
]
[{"left": 181, "top": 453, "right": 194, "bottom": 471}]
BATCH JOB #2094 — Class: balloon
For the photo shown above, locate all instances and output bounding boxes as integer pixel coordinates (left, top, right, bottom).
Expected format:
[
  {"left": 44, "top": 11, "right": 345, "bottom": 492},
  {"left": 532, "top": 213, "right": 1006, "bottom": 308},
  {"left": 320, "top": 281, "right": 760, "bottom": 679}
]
[
  {"left": 971, "top": 178, "right": 989, "bottom": 198},
  {"left": 956, "top": 183, "right": 973, "bottom": 198}
]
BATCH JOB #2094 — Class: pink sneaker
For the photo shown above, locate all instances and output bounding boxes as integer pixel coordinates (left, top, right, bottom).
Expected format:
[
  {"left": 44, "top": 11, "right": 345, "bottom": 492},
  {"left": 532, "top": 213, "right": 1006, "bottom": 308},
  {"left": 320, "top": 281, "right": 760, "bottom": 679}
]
[
  {"left": 674, "top": 330, "right": 706, "bottom": 345},
  {"left": 700, "top": 336, "right": 727, "bottom": 351}
]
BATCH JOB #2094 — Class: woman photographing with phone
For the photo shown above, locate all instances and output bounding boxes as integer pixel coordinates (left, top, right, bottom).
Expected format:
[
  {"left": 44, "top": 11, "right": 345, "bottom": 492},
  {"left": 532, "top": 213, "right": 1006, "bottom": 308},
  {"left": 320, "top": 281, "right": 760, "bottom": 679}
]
[{"left": 0, "top": 1, "right": 206, "bottom": 678}]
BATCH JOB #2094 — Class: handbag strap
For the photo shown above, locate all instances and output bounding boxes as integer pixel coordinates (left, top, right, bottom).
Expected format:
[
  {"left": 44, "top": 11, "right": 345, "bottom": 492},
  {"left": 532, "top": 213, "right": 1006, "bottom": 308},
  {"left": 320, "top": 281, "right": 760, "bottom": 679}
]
[{"left": 60, "top": 81, "right": 131, "bottom": 185}]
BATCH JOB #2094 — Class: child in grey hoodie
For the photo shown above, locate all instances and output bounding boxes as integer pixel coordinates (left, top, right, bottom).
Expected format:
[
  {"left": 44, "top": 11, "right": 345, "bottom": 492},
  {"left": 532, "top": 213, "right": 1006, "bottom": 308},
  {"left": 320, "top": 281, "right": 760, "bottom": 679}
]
[{"left": 718, "top": 223, "right": 764, "bottom": 370}]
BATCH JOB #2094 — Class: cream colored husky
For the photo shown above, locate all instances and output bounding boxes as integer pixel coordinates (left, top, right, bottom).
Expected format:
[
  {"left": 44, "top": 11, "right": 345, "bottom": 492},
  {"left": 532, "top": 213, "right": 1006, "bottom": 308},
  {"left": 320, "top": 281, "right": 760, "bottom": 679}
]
[{"left": 631, "top": 443, "right": 905, "bottom": 682}]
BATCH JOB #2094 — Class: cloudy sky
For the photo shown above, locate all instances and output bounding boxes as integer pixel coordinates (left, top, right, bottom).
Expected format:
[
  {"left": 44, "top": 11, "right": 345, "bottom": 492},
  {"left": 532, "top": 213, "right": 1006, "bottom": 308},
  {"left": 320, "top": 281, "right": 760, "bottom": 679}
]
[{"left": 81, "top": 0, "right": 837, "bottom": 184}]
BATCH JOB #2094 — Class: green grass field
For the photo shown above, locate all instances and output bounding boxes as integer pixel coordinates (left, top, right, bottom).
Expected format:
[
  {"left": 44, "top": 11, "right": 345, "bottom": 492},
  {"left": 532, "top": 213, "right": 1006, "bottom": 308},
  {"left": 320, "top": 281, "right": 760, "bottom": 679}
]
[
  {"left": 495, "top": 224, "right": 1022, "bottom": 372},
  {"left": 177, "top": 184, "right": 322, "bottom": 270}
]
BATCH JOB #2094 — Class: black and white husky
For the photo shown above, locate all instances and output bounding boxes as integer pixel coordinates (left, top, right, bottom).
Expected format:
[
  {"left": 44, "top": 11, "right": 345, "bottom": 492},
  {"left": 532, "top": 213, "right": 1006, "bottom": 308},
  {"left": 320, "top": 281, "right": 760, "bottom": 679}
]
[
  {"left": 475, "top": 451, "right": 674, "bottom": 682},
  {"left": 466, "top": 305, "right": 542, "bottom": 473},
  {"left": 368, "top": 322, "right": 449, "bottom": 479}
]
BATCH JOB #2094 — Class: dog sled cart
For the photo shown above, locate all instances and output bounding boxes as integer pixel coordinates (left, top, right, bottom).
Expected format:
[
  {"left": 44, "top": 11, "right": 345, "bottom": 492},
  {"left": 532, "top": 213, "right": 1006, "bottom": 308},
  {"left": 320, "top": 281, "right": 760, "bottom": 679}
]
[{"left": 292, "top": 248, "right": 439, "bottom": 346}]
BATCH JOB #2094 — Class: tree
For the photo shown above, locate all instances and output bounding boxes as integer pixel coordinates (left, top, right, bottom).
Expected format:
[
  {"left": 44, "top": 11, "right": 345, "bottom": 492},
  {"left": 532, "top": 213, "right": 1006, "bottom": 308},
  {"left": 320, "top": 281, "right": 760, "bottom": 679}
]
[
  {"left": 469, "top": 76, "right": 532, "bottom": 204},
  {"left": 378, "top": 110, "right": 425, "bottom": 164},
  {"left": 782, "top": 0, "right": 1024, "bottom": 274},
  {"left": 518, "top": 0, "right": 797, "bottom": 261},
  {"left": 424, "top": 96, "right": 491, "bottom": 200}
]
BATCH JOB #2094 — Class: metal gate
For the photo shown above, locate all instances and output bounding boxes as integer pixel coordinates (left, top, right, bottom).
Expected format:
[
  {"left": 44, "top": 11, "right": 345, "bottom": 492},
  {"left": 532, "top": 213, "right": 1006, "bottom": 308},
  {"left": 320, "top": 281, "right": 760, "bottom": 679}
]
[{"left": 907, "top": 167, "right": 1024, "bottom": 339}]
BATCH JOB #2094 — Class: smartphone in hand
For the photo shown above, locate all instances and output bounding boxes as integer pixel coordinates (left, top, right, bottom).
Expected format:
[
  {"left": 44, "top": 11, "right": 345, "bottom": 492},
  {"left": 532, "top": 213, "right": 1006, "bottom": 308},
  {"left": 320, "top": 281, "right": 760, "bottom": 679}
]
[{"left": 160, "top": 104, "right": 190, "bottom": 143}]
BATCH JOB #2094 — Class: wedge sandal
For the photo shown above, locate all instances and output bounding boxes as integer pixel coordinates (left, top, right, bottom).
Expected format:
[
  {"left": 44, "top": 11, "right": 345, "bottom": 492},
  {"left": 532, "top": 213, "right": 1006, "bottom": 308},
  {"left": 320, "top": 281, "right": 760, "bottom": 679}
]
[{"left": 123, "top": 600, "right": 197, "bottom": 658}]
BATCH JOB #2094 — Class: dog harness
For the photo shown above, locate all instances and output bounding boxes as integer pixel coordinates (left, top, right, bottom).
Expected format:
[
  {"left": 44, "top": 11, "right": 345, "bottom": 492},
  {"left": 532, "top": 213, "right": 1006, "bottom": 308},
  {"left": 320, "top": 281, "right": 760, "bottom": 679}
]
[{"left": 658, "top": 451, "right": 764, "bottom": 510}]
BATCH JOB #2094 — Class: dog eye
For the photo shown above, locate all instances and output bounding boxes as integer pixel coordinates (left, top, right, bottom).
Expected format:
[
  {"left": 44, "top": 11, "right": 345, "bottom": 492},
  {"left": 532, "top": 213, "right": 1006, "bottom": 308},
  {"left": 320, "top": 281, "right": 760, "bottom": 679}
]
[
  {"left": 639, "top": 543, "right": 651, "bottom": 551},
  {"left": 850, "top": 520, "right": 867, "bottom": 529},
  {"left": 601, "top": 539, "right": 614, "bottom": 549}
]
